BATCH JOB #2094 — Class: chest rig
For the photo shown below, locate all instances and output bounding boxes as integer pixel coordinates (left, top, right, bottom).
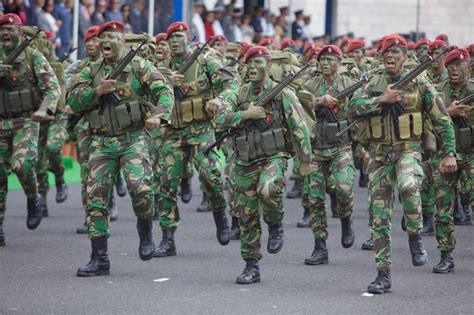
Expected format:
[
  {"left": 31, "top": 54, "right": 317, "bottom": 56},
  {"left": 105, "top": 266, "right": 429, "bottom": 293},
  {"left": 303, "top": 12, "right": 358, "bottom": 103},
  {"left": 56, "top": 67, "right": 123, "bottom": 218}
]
[
  {"left": 0, "top": 48, "right": 39, "bottom": 119},
  {"left": 365, "top": 73, "right": 424, "bottom": 145},
  {"left": 233, "top": 82, "right": 289, "bottom": 162},
  {"left": 87, "top": 60, "right": 146, "bottom": 136}
]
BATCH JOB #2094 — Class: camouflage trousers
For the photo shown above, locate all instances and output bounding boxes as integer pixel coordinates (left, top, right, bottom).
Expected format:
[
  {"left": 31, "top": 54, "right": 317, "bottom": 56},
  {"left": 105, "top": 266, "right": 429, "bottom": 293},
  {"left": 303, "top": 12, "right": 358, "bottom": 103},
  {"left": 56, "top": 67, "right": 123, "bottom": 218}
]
[
  {"left": 148, "top": 127, "right": 166, "bottom": 208},
  {"left": 158, "top": 127, "right": 226, "bottom": 230},
  {"left": 308, "top": 145, "right": 355, "bottom": 240},
  {"left": 302, "top": 168, "right": 336, "bottom": 212},
  {"left": 86, "top": 130, "right": 154, "bottom": 239},
  {"left": 456, "top": 152, "right": 474, "bottom": 207},
  {"left": 0, "top": 118, "right": 39, "bottom": 222},
  {"left": 368, "top": 146, "right": 424, "bottom": 271},
  {"left": 235, "top": 156, "right": 288, "bottom": 261},
  {"left": 74, "top": 120, "right": 91, "bottom": 210},
  {"left": 36, "top": 114, "right": 68, "bottom": 192},
  {"left": 420, "top": 158, "right": 436, "bottom": 216}
]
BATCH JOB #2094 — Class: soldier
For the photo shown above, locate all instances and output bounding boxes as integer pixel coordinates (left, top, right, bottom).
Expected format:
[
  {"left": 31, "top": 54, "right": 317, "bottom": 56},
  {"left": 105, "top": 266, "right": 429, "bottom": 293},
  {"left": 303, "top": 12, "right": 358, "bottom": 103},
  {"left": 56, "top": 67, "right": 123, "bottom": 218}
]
[
  {"left": 213, "top": 46, "right": 311, "bottom": 284},
  {"left": 414, "top": 38, "right": 430, "bottom": 60},
  {"left": 349, "top": 35, "right": 457, "bottom": 294},
  {"left": 0, "top": 14, "right": 60, "bottom": 246},
  {"left": 155, "top": 33, "right": 170, "bottom": 63},
  {"left": 68, "top": 21, "right": 174, "bottom": 276},
  {"left": 346, "top": 38, "right": 372, "bottom": 74},
  {"left": 426, "top": 40, "right": 449, "bottom": 85},
  {"left": 301, "top": 45, "right": 356, "bottom": 265},
  {"left": 209, "top": 35, "right": 228, "bottom": 65},
  {"left": 153, "top": 22, "right": 237, "bottom": 257}
]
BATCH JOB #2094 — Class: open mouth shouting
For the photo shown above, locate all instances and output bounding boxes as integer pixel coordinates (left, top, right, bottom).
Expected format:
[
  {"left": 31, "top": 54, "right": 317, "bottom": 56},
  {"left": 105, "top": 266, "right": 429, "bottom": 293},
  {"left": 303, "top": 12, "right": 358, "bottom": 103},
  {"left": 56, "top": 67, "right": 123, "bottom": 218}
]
[
  {"left": 101, "top": 42, "right": 113, "bottom": 56},
  {"left": 384, "top": 59, "right": 396, "bottom": 71},
  {"left": 2, "top": 35, "right": 12, "bottom": 47}
]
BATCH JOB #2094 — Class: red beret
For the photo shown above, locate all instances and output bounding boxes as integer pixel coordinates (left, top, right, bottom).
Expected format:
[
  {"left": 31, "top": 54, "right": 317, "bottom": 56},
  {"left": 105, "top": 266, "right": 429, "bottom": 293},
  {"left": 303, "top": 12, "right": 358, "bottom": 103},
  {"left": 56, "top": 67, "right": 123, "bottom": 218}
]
[
  {"left": 244, "top": 45, "right": 271, "bottom": 63},
  {"left": 0, "top": 13, "right": 22, "bottom": 26},
  {"left": 367, "top": 48, "right": 377, "bottom": 57},
  {"left": 445, "top": 48, "right": 470, "bottom": 65},
  {"left": 98, "top": 20, "right": 125, "bottom": 36},
  {"left": 281, "top": 38, "right": 296, "bottom": 50},
  {"left": 166, "top": 22, "right": 190, "bottom": 37},
  {"left": 340, "top": 37, "right": 350, "bottom": 48},
  {"left": 428, "top": 39, "right": 447, "bottom": 52},
  {"left": 346, "top": 39, "right": 365, "bottom": 53},
  {"left": 84, "top": 26, "right": 99, "bottom": 42},
  {"left": 44, "top": 31, "right": 55, "bottom": 40},
  {"left": 306, "top": 47, "right": 321, "bottom": 61},
  {"left": 415, "top": 38, "right": 430, "bottom": 49},
  {"left": 407, "top": 41, "right": 416, "bottom": 50},
  {"left": 466, "top": 44, "right": 474, "bottom": 56},
  {"left": 209, "top": 35, "right": 227, "bottom": 46},
  {"left": 303, "top": 42, "right": 315, "bottom": 54},
  {"left": 258, "top": 37, "right": 275, "bottom": 47},
  {"left": 238, "top": 43, "right": 253, "bottom": 59},
  {"left": 317, "top": 45, "right": 343, "bottom": 61},
  {"left": 154, "top": 33, "right": 167, "bottom": 43},
  {"left": 376, "top": 35, "right": 390, "bottom": 52},
  {"left": 435, "top": 34, "right": 448, "bottom": 44},
  {"left": 304, "top": 44, "right": 318, "bottom": 57},
  {"left": 380, "top": 34, "right": 407, "bottom": 55}
]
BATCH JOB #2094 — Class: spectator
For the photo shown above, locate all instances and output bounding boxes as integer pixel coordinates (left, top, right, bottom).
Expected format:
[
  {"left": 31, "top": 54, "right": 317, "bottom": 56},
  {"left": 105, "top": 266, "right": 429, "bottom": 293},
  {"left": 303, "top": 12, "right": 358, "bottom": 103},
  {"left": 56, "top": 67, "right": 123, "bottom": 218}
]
[
  {"left": 121, "top": 4, "right": 132, "bottom": 33},
  {"left": 251, "top": 7, "right": 263, "bottom": 34},
  {"left": 105, "top": 0, "right": 123, "bottom": 22},
  {"left": 231, "top": 9, "right": 243, "bottom": 42},
  {"left": 41, "top": 0, "right": 60, "bottom": 34},
  {"left": 78, "top": 0, "right": 92, "bottom": 58},
  {"left": 261, "top": 9, "right": 275, "bottom": 38},
  {"left": 291, "top": 9, "right": 304, "bottom": 40},
  {"left": 204, "top": 10, "right": 216, "bottom": 40},
  {"left": 130, "top": 0, "right": 147, "bottom": 34},
  {"left": 53, "top": 0, "right": 73, "bottom": 57},
  {"left": 191, "top": 2, "right": 206, "bottom": 43},
  {"left": 274, "top": 15, "right": 287, "bottom": 40},
  {"left": 301, "top": 15, "right": 313, "bottom": 42},
  {"left": 213, "top": 8, "right": 224, "bottom": 36},
  {"left": 4, "top": 0, "right": 27, "bottom": 25},
  {"left": 221, "top": 4, "right": 234, "bottom": 42},
  {"left": 240, "top": 14, "right": 254, "bottom": 43},
  {"left": 91, "top": 0, "right": 107, "bottom": 26}
]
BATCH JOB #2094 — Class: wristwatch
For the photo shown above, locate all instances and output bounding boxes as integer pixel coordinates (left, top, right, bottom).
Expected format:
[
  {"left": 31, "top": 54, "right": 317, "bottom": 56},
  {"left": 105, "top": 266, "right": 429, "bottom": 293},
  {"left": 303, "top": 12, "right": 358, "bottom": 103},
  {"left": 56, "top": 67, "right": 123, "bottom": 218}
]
[{"left": 446, "top": 151, "right": 455, "bottom": 158}]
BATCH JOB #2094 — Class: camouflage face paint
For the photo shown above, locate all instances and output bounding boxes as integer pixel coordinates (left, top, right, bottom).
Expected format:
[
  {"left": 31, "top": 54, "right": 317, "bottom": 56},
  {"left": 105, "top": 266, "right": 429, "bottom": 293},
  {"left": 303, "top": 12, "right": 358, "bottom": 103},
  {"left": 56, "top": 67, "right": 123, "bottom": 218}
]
[
  {"left": 168, "top": 32, "right": 188, "bottom": 57},
  {"left": 319, "top": 55, "right": 339, "bottom": 79},
  {"left": 383, "top": 47, "right": 407, "bottom": 76},
  {"left": 85, "top": 37, "right": 101, "bottom": 60},
  {"left": 156, "top": 40, "right": 171, "bottom": 61},
  {"left": 0, "top": 25, "right": 21, "bottom": 51},
  {"left": 99, "top": 31, "right": 123, "bottom": 61},
  {"left": 246, "top": 56, "right": 269, "bottom": 83},
  {"left": 447, "top": 61, "right": 471, "bottom": 87},
  {"left": 212, "top": 41, "right": 227, "bottom": 55}
]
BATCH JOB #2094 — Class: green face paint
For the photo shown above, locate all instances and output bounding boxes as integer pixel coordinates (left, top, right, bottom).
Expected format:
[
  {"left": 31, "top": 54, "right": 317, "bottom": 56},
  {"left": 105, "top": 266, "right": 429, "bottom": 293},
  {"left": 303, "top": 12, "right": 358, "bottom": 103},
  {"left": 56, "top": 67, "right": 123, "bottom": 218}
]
[
  {"left": 0, "top": 25, "right": 21, "bottom": 51},
  {"left": 168, "top": 32, "right": 188, "bottom": 57},
  {"left": 246, "top": 56, "right": 268, "bottom": 83},
  {"left": 99, "top": 31, "right": 123, "bottom": 61}
]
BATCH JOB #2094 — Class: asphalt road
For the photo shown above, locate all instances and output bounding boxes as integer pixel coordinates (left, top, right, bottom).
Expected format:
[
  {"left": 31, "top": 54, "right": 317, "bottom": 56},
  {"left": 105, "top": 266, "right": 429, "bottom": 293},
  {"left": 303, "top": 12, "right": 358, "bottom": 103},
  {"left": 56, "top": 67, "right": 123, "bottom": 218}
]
[{"left": 0, "top": 170, "right": 473, "bottom": 314}]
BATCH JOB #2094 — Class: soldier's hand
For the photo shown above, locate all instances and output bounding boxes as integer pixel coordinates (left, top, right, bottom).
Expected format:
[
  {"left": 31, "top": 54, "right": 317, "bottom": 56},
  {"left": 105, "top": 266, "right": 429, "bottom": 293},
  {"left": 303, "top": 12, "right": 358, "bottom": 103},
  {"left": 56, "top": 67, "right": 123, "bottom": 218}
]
[
  {"left": 0, "top": 64, "right": 12, "bottom": 78},
  {"left": 446, "top": 101, "right": 469, "bottom": 117},
  {"left": 300, "top": 161, "right": 311, "bottom": 176},
  {"left": 63, "top": 105, "right": 73, "bottom": 115},
  {"left": 96, "top": 78, "right": 116, "bottom": 97},
  {"left": 145, "top": 116, "right": 161, "bottom": 129},
  {"left": 242, "top": 102, "right": 266, "bottom": 121},
  {"left": 172, "top": 73, "right": 184, "bottom": 87},
  {"left": 362, "top": 150, "right": 370, "bottom": 168},
  {"left": 378, "top": 84, "right": 402, "bottom": 105},
  {"left": 439, "top": 156, "right": 457, "bottom": 174},
  {"left": 319, "top": 95, "right": 338, "bottom": 108}
]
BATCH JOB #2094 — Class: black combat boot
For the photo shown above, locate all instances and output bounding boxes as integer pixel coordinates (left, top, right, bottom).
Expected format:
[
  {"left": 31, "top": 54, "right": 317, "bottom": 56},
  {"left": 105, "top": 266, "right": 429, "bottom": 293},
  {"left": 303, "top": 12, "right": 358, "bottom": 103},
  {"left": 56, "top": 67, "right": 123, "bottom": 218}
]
[
  {"left": 267, "top": 222, "right": 284, "bottom": 254},
  {"left": 367, "top": 269, "right": 391, "bottom": 294},
  {"left": 109, "top": 194, "right": 119, "bottom": 222},
  {"left": 304, "top": 239, "right": 329, "bottom": 265},
  {"left": 55, "top": 183, "right": 68, "bottom": 203},
  {"left": 0, "top": 221, "right": 5, "bottom": 246},
  {"left": 297, "top": 208, "right": 310, "bottom": 228},
  {"left": 408, "top": 234, "right": 428, "bottom": 266},
  {"left": 432, "top": 250, "right": 455, "bottom": 274},
  {"left": 340, "top": 216, "right": 355, "bottom": 248},
  {"left": 40, "top": 191, "right": 48, "bottom": 217},
  {"left": 137, "top": 219, "right": 155, "bottom": 261},
  {"left": 330, "top": 193, "right": 339, "bottom": 218},
  {"left": 453, "top": 192, "right": 465, "bottom": 225},
  {"left": 213, "top": 210, "right": 231, "bottom": 245},
  {"left": 196, "top": 195, "right": 210, "bottom": 212},
  {"left": 26, "top": 194, "right": 43, "bottom": 230},
  {"left": 153, "top": 229, "right": 176, "bottom": 257},
  {"left": 401, "top": 215, "right": 407, "bottom": 231},
  {"left": 230, "top": 216, "right": 240, "bottom": 240},
  {"left": 180, "top": 177, "right": 192, "bottom": 203},
  {"left": 77, "top": 236, "right": 110, "bottom": 277},
  {"left": 236, "top": 259, "right": 260, "bottom": 284},
  {"left": 115, "top": 173, "right": 127, "bottom": 197},
  {"left": 361, "top": 235, "right": 374, "bottom": 250},
  {"left": 152, "top": 194, "right": 160, "bottom": 221},
  {"left": 420, "top": 213, "right": 435, "bottom": 236},
  {"left": 461, "top": 194, "right": 472, "bottom": 225},
  {"left": 76, "top": 221, "right": 88, "bottom": 234},
  {"left": 286, "top": 178, "right": 302, "bottom": 199},
  {"left": 358, "top": 169, "right": 368, "bottom": 188}
]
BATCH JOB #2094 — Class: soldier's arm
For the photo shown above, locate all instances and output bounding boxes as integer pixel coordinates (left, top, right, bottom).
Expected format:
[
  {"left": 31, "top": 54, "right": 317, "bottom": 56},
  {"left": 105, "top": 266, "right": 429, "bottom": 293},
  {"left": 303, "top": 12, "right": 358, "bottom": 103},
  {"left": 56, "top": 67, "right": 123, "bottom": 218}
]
[
  {"left": 66, "top": 64, "right": 98, "bottom": 113},
  {"left": 64, "top": 60, "right": 83, "bottom": 87},
  {"left": 32, "top": 50, "right": 61, "bottom": 113},
  {"left": 212, "top": 93, "right": 244, "bottom": 129},
  {"left": 282, "top": 89, "right": 312, "bottom": 162},
  {"left": 347, "top": 82, "right": 383, "bottom": 118},
  {"left": 204, "top": 54, "right": 240, "bottom": 101}
]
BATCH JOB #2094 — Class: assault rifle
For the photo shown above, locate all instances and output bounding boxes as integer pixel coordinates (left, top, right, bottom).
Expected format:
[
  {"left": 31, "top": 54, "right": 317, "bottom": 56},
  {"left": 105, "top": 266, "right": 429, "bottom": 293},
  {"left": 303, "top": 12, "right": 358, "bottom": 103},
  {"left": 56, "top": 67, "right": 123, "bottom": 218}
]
[
  {"left": 204, "top": 63, "right": 311, "bottom": 156},
  {"left": 0, "top": 29, "right": 41, "bottom": 90},
  {"left": 58, "top": 47, "right": 77, "bottom": 63},
  {"left": 452, "top": 94, "right": 474, "bottom": 128},
  {"left": 68, "top": 38, "right": 147, "bottom": 130},
  {"left": 174, "top": 37, "right": 213, "bottom": 101}
]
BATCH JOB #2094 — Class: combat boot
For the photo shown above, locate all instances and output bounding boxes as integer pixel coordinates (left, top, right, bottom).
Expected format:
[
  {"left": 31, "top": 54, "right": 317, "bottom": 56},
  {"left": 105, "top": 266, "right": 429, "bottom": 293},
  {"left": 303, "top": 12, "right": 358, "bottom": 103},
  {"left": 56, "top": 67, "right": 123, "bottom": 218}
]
[
  {"left": 196, "top": 195, "right": 210, "bottom": 212},
  {"left": 304, "top": 239, "right": 328, "bottom": 265},
  {"left": 286, "top": 178, "right": 302, "bottom": 199},
  {"left": 421, "top": 213, "right": 435, "bottom": 236},
  {"left": 236, "top": 259, "right": 260, "bottom": 284},
  {"left": 76, "top": 221, "right": 88, "bottom": 234},
  {"left": 453, "top": 192, "right": 465, "bottom": 225},
  {"left": 137, "top": 219, "right": 155, "bottom": 261},
  {"left": 432, "top": 250, "right": 455, "bottom": 274},
  {"left": 152, "top": 196, "right": 160, "bottom": 221},
  {"left": 109, "top": 194, "right": 119, "bottom": 222},
  {"left": 367, "top": 269, "right": 391, "bottom": 294},
  {"left": 401, "top": 215, "right": 407, "bottom": 231},
  {"left": 362, "top": 235, "right": 374, "bottom": 250},
  {"left": 297, "top": 208, "right": 310, "bottom": 228},
  {"left": 40, "top": 191, "right": 48, "bottom": 218},
  {"left": 408, "top": 234, "right": 428, "bottom": 266},
  {"left": 115, "top": 173, "right": 127, "bottom": 197},
  {"left": 340, "top": 216, "right": 355, "bottom": 248},
  {"left": 153, "top": 229, "right": 176, "bottom": 257},
  {"left": 180, "top": 177, "right": 192, "bottom": 203},
  {"left": 26, "top": 193, "right": 43, "bottom": 230},
  {"left": 358, "top": 169, "right": 368, "bottom": 188},
  {"left": 77, "top": 236, "right": 110, "bottom": 277},
  {"left": 230, "top": 216, "right": 240, "bottom": 240},
  {"left": 461, "top": 194, "right": 472, "bottom": 225},
  {"left": 55, "top": 183, "right": 68, "bottom": 203},
  {"left": 267, "top": 222, "right": 284, "bottom": 254},
  {"left": 330, "top": 193, "right": 339, "bottom": 218},
  {"left": 0, "top": 222, "right": 5, "bottom": 246},
  {"left": 213, "top": 210, "right": 231, "bottom": 245}
]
